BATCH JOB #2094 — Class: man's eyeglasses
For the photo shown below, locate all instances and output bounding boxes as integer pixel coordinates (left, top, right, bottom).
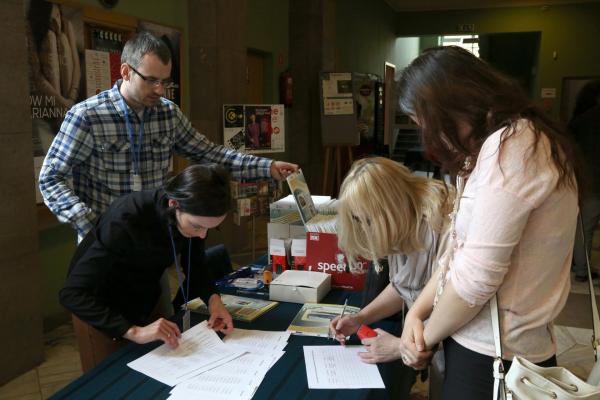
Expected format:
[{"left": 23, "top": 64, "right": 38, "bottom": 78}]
[{"left": 128, "top": 65, "right": 174, "bottom": 88}]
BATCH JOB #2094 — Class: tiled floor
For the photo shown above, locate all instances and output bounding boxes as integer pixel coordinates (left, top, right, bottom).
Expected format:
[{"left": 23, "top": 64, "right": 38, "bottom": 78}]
[
  {"left": 0, "top": 325, "right": 81, "bottom": 400},
  {"left": 2, "top": 232, "right": 599, "bottom": 399}
]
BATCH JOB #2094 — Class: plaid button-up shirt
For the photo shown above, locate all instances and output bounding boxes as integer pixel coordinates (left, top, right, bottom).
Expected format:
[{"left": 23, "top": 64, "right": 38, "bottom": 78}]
[{"left": 40, "top": 82, "right": 272, "bottom": 236}]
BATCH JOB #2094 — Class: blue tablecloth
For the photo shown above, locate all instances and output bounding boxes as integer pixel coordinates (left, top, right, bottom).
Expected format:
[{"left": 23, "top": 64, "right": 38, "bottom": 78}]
[{"left": 50, "top": 290, "right": 409, "bottom": 399}]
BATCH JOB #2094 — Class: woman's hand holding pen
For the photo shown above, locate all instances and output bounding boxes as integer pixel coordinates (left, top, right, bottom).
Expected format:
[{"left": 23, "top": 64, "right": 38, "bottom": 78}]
[
  {"left": 330, "top": 314, "right": 362, "bottom": 344},
  {"left": 207, "top": 294, "right": 234, "bottom": 334},
  {"left": 123, "top": 318, "right": 182, "bottom": 348}
]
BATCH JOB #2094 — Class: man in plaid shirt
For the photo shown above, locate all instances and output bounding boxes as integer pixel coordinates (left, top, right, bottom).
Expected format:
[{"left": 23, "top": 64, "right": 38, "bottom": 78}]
[{"left": 40, "top": 32, "right": 297, "bottom": 238}]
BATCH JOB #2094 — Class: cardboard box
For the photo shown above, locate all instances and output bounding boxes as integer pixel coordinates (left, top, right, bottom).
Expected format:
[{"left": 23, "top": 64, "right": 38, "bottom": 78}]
[
  {"left": 305, "top": 232, "right": 369, "bottom": 291},
  {"left": 269, "top": 270, "right": 331, "bottom": 303}
]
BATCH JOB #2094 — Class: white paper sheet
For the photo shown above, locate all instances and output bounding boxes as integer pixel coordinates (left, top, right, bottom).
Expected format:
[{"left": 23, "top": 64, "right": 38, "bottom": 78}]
[
  {"left": 127, "top": 321, "right": 245, "bottom": 386},
  {"left": 303, "top": 345, "right": 385, "bottom": 389},
  {"left": 223, "top": 328, "right": 290, "bottom": 352},
  {"left": 167, "top": 351, "right": 285, "bottom": 400}
]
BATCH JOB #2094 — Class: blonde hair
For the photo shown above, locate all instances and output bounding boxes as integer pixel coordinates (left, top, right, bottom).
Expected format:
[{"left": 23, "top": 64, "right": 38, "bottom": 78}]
[{"left": 337, "top": 157, "right": 450, "bottom": 263}]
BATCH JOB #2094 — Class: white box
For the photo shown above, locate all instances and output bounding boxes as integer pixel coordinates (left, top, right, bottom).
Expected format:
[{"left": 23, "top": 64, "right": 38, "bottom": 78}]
[{"left": 269, "top": 270, "right": 331, "bottom": 304}]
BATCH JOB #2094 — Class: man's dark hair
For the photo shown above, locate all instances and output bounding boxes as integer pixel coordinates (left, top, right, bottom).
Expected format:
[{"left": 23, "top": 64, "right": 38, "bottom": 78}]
[
  {"left": 164, "top": 164, "right": 231, "bottom": 220},
  {"left": 121, "top": 31, "right": 171, "bottom": 67}
]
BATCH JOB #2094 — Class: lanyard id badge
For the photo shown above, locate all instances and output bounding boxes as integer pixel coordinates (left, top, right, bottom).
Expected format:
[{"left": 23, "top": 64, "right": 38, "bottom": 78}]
[
  {"left": 132, "top": 174, "right": 142, "bottom": 192},
  {"left": 121, "top": 97, "right": 145, "bottom": 191},
  {"left": 168, "top": 224, "right": 192, "bottom": 332},
  {"left": 183, "top": 308, "right": 191, "bottom": 332}
]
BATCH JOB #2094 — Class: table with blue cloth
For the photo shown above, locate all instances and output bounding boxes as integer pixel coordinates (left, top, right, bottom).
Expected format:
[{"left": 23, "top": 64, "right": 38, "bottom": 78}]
[{"left": 50, "top": 287, "right": 414, "bottom": 400}]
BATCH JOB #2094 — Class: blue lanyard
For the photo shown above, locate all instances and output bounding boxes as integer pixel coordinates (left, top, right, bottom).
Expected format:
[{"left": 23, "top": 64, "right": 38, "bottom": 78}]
[
  {"left": 120, "top": 97, "right": 145, "bottom": 175},
  {"left": 168, "top": 224, "right": 192, "bottom": 308}
]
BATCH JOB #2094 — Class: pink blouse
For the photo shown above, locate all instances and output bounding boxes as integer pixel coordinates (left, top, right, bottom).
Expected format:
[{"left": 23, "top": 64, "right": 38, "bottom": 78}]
[{"left": 448, "top": 119, "right": 578, "bottom": 362}]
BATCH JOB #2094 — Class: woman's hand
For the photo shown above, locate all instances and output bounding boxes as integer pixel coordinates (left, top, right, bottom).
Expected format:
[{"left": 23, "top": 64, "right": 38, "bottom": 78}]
[
  {"left": 358, "top": 329, "right": 403, "bottom": 364},
  {"left": 330, "top": 314, "right": 362, "bottom": 344},
  {"left": 207, "top": 295, "right": 234, "bottom": 334},
  {"left": 399, "top": 313, "right": 434, "bottom": 369},
  {"left": 123, "top": 318, "right": 181, "bottom": 348}
]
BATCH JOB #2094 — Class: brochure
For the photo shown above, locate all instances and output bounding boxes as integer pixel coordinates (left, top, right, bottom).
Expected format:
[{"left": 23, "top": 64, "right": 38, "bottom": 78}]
[
  {"left": 287, "top": 303, "right": 360, "bottom": 337},
  {"left": 186, "top": 294, "right": 278, "bottom": 322},
  {"left": 286, "top": 170, "right": 337, "bottom": 233}
]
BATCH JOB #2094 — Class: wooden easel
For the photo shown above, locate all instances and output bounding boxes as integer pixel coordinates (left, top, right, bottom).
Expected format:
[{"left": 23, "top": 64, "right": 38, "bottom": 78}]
[{"left": 322, "top": 145, "right": 354, "bottom": 197}]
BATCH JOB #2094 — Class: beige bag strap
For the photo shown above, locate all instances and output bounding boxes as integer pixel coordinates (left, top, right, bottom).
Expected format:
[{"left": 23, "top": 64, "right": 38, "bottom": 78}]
[{"left": 579, "top": 213, "right": 600, "bottom": 360}]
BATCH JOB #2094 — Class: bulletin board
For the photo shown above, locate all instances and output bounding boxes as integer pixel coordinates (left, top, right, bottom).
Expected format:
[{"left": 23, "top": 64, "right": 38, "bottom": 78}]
[
  {"left": 319, "top": 72, "right": 381, "bottom": 146},
  {"left": 319, "top": 72, "right": 359, "bottom": 146}
]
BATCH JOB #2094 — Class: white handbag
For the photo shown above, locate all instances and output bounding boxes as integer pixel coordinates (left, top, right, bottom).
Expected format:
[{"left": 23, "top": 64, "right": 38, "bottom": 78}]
[{"left": 491, "top": 214, "right": 600, "bottom": 400}]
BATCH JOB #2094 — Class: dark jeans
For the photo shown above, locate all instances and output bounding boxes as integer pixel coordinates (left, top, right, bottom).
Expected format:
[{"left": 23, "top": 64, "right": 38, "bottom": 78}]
[{"left": 442, "top": 337, "right": 557, "bottom": 400}]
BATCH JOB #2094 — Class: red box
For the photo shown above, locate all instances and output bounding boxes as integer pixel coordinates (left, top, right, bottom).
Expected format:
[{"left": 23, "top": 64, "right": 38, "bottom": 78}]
[{"left": 305, "top": 232, "right": 368, "bottom": 291}]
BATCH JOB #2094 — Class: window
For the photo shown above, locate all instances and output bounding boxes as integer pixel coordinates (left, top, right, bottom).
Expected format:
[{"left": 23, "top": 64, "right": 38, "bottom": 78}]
[{"left": 439, "top": 35, "right": 479, "bottom": 57}]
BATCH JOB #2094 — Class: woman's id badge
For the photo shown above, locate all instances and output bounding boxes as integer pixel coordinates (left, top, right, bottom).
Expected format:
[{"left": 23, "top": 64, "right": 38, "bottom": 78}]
[{"left": 183, "top": 309, "right": 191, "bottom": 332}]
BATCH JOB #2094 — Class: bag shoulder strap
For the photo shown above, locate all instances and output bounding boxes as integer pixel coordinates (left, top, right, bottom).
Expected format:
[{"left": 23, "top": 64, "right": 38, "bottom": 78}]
[
  {"left": 579, "top": 213, "right": 600, "bottom": 360},
  {"left": 491, "top": 294, "right": 508, "bottom": 400}
]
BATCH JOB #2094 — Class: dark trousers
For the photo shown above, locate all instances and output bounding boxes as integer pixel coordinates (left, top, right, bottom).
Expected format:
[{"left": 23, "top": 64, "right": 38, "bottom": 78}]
[{"left": 442, "top": 337, "right": 557, "bottom": 400}]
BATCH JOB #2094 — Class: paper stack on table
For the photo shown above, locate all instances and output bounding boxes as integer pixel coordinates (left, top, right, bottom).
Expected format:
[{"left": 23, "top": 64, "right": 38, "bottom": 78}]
[
  {"left": 127, "top": 322, "right": 290, "bottom": 400},
  {"left": 304, "top": 345, "right": 385, "bottom": 389}
]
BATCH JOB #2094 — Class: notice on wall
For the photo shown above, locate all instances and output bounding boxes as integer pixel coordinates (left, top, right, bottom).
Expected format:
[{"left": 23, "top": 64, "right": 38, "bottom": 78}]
[
  {"left": 322, "top": 73, "right": 354, "bottom": 115},
  {"left": 223, "top": 104, "right": 285, "bottom": 154},
  {"left": 541, "top": 87, "right": 556, "bottom": 99},
  {"left": 85, "top": 49, "right": 112, "bottom": 98}
]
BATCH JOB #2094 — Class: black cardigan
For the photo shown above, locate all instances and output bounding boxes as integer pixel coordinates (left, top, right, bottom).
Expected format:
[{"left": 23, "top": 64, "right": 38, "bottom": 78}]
[{"left": 59, "top": 189, "right": 218, "bottom": 339}]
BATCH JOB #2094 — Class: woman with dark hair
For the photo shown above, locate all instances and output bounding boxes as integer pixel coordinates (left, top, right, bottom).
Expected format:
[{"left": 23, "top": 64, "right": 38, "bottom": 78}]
[
  {"left": 396, "top": 46, "right": 580, "bottom": 399},
  {"left": 60, "top": 164, "right": 234, "bottom": 371}
]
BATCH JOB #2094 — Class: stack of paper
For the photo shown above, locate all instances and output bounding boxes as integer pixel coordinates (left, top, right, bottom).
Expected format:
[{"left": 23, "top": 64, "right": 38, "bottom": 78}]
[
  {"left": 128, "top": 322, "right": 290, "bottom": 400},
  {"left": 304, "top": 345, "right": 385, "bottom": 389},
  {"left": 127, "top": 321, "right": 246, "bottom": 386}
]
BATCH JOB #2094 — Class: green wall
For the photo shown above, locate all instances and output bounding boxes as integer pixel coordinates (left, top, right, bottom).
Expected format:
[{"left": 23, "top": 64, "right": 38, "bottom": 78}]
[
  {"left": 335, "top": 0, "right": 403, "bottom": 76},
  {"left": 394, "top": 2, "right": 600, "bottom": 118},
  {"left": 246, "top": 0, "right": 289, "bottom": 104}
]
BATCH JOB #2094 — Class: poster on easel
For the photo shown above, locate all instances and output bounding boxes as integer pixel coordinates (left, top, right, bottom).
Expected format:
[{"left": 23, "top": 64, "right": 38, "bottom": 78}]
[
  {"left": 223, "top": 104, "right": 285, "bottom": 154},
  {"left": 321, "top": 73, "right": 354, "bottom": 115}
]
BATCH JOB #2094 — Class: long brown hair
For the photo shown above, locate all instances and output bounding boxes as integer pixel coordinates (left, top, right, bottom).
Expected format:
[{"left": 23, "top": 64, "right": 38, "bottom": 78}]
[{"left": 398, "top": 46, "right": 579, "bottom": 193}]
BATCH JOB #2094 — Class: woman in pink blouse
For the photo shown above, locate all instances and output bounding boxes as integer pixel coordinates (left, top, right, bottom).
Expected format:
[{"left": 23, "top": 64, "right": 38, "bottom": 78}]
[{"left": 396, "top": 46, "right": 580, "bottom": 399}]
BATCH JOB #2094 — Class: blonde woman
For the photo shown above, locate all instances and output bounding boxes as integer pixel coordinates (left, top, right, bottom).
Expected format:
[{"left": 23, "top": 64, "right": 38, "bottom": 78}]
[{"left": 330, "top": 157, "right": 451, "bottom": 366}]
